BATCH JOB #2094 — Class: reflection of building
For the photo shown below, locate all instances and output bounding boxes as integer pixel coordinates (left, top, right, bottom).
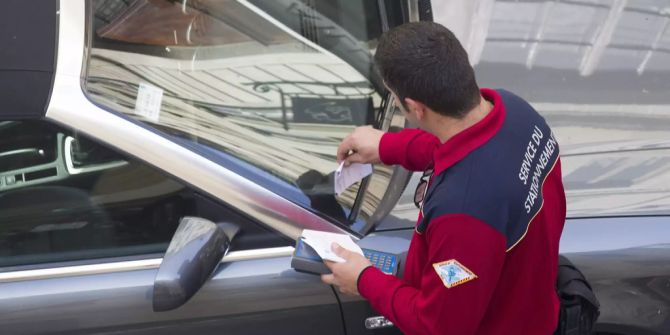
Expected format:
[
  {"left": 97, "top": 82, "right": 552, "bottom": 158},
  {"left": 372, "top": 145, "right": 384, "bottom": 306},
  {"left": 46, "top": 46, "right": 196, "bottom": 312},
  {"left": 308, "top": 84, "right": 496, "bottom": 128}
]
[
  {"left": 434, "top": 0, "right": 670, "bottom": 107},
  {"left": 385, "top": 0, "right": 670, "bottom": 222},
  {"left": 90, "top": 49, "right": 376, "bottom": 117},
  {"left": 563, "top": 154, "right": 670, "bottom": 217},
  {"left": 88, "top": 49, "right": 378, "bottom": 180},
  {"left": 436, "top": 0, "right": 670, "bottom": 75},
  {"left": 94, "top": 0, "right": 294, "bottom": 47},
  {"left": 88, "top": 0, "right": 399, "bottom": 220}
]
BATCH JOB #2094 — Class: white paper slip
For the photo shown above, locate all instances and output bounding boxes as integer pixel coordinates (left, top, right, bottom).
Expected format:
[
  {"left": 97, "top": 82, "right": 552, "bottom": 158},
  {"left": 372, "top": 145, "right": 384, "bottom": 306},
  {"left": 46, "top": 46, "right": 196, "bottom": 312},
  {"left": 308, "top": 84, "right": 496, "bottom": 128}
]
[
  {"left": 134, "top": 82, "right": 164, "bottom": 123},
  {"left": 301, "top": 229, "right": 364, "bottom": 263},
  {"left": 334, "top": 161, "right": 373, "bottom": 195}
]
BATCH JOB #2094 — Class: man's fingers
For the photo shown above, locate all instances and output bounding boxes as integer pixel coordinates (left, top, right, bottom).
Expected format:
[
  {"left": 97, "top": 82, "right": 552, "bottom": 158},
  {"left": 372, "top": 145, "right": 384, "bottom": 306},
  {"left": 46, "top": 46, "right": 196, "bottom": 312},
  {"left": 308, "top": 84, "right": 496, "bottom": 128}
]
[
  {"left": 344, "top": 153, "right": 364, "bottom": 166},
  {"left": 337, "top": 137, "right": 355, "bottom": 163},
  {"left": 337, "top": 126, "right": 382, "bottom": 165},
  {"left": 323, "top": 260, "right": 337, "bottom": 270},
  {"left": 321, "top": 274, "right": 335, "bottom": 285},
  {"left": 331, "top": 243, "right": 352, "bottom": 259}
]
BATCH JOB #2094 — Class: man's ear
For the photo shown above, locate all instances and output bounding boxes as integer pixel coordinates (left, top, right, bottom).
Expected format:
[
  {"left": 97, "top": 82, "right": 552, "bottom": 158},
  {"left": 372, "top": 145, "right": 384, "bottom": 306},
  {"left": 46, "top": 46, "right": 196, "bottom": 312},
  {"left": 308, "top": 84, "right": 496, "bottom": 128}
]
[{"left": 405, "top": 98, "right": 427, "bottom": 121}]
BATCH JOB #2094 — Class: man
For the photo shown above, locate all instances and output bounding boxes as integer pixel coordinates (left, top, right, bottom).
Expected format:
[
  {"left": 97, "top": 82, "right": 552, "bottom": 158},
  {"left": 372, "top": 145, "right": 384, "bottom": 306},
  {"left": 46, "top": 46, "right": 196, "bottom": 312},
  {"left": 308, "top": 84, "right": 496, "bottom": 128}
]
[{"left": 321, "top": 22, "right": 566, "bottom": 334}]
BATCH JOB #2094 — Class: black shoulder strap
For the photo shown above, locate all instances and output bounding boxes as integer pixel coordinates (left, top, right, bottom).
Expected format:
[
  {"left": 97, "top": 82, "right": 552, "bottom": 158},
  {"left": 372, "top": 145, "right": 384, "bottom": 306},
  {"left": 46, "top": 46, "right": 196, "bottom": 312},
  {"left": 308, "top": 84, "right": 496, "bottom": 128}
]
[
  {"left": 555, "top": 256, "right": 600, "bottom": 335},
  {"left": 557, "top": 256, "right": 599, "bottom": 309}
]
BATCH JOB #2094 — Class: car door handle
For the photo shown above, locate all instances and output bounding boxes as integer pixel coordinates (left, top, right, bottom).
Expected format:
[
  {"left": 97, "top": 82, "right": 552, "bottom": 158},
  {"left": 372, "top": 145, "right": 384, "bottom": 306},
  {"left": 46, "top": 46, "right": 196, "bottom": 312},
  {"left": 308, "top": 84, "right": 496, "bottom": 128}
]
[
  {"left": 364, "top": 316, "right": 394, "bottom": 329},
  {"left": 0, "top": 148, "right": 43, "bottom": 158}
]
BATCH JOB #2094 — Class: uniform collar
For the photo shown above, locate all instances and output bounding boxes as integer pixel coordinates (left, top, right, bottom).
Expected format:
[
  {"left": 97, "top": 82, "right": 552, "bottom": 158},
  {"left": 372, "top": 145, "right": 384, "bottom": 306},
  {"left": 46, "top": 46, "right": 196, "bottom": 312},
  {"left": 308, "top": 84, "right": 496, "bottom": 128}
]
[{"left": 432, "top": 88, "right": 505, "bottom": 176}]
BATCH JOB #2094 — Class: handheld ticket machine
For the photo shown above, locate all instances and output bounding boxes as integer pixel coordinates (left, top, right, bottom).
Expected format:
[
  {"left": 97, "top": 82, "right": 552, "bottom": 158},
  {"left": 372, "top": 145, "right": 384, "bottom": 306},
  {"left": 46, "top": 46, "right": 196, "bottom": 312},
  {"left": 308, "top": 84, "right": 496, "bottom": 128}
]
[{"left": 291, "top": 238, "right": 399, "bottom": 276}]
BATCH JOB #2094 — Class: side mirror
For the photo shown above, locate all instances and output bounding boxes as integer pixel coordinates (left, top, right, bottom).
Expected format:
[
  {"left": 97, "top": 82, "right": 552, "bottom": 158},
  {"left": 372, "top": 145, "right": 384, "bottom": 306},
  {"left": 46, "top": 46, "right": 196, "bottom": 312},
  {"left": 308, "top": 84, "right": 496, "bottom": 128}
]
[{"left": 152, "top": 217, "right": 237, "bottom": 312}]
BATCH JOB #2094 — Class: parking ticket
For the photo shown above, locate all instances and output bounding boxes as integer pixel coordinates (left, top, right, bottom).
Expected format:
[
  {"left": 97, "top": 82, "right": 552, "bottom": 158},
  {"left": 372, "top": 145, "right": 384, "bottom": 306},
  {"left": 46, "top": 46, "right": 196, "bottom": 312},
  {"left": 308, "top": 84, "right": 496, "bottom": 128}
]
[
  {"left": 334, "top": 161, "right": 373, "bottom": 195},
  {"left": 300, "top": 229, "right": 364, "bottom": 263}
]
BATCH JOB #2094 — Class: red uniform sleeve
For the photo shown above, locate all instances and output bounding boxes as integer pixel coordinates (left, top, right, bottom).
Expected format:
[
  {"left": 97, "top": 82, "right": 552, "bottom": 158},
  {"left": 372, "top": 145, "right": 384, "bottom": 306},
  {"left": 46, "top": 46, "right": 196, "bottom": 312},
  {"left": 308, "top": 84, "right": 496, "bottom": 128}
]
[
  {"left": 379, "top": 129, "right": 441, "bottom": 171},
  {"left": 358, "top": 214, "right": 506, "bottom": 335}
]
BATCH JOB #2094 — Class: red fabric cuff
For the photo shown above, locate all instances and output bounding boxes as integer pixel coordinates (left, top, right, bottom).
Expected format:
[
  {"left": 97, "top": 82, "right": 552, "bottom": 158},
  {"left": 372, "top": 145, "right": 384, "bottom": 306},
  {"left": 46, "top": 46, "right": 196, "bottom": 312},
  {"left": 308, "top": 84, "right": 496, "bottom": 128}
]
[
  {"left": 357, "top": 266, "right": 388, "bottom": 300},
  {"left": 379, "top": 132, "right": 405, "bottom": 165}
]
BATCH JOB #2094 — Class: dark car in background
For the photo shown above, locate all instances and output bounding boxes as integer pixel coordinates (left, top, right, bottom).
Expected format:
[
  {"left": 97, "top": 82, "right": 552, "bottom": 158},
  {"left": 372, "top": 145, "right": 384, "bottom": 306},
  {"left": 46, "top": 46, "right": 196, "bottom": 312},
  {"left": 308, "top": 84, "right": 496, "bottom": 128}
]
[{"left": 0, "top": 0, "right": 669, "bottom": 334}]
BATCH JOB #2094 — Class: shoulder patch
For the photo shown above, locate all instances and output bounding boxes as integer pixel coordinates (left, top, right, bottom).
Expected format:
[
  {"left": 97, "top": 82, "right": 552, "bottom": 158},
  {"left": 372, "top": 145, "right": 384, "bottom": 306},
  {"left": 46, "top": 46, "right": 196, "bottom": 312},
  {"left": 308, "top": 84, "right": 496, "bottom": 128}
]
[{"left": 433, "top": 259, "right": 477, "bottom": 288}]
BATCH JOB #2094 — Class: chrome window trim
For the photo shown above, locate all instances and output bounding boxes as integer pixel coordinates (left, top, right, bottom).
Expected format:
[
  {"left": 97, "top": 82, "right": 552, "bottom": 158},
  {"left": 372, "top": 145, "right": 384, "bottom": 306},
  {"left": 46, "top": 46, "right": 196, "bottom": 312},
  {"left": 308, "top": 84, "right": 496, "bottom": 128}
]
[
  {"left": 0, "top": 246, "right": 295, "bottom": 283},
  {"left": 46, "top": 0, "right": 349, "bottom": 243}
]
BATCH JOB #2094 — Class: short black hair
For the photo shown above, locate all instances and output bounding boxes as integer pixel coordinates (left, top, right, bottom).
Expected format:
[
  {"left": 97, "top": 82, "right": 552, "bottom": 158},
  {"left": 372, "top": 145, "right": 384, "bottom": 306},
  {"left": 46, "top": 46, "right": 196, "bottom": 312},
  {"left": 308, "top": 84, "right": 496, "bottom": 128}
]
[{"left": 374, "top": 22, "right": 480, "bottom": 118}]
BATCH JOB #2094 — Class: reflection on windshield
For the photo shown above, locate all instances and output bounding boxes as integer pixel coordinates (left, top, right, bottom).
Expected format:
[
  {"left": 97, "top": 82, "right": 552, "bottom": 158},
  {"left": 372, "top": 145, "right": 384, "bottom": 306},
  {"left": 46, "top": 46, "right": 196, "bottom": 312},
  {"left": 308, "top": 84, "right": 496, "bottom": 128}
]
[{"left": 86, "top": 0, "right": 388, "bottom": 222}]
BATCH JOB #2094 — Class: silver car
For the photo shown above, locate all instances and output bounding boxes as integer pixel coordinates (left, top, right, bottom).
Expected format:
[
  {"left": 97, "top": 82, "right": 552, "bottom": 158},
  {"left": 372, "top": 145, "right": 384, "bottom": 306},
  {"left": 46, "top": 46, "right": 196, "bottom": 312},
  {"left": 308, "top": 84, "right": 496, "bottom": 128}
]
[{"left": 1, "top": 1, "right": 669, "bottom": 334}]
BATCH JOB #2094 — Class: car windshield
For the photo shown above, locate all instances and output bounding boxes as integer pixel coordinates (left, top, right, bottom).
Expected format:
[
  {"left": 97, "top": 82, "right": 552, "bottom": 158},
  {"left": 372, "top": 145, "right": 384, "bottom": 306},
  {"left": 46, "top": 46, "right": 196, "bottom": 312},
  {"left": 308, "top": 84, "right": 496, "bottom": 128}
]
[{"left": 84, "top": 0, "right": 394, "bottom": 226}]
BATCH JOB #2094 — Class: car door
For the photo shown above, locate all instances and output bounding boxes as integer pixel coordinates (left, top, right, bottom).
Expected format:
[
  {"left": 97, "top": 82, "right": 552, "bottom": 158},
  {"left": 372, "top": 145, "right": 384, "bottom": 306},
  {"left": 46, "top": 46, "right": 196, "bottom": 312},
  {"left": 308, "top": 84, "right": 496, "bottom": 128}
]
[
  {"left": 0, "top": 120, "right": 345, "bottom": 335},
  {"left": 1, "top": 0, "right": 416, "bottom": 334}
]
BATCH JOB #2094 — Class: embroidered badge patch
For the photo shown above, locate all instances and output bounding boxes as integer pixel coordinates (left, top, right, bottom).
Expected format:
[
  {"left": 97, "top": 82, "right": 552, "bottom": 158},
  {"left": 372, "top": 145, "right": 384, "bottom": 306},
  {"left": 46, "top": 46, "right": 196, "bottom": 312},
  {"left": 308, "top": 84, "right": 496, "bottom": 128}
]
[{"left": 433, "top": 259, "right": 477, "bottom": 288}]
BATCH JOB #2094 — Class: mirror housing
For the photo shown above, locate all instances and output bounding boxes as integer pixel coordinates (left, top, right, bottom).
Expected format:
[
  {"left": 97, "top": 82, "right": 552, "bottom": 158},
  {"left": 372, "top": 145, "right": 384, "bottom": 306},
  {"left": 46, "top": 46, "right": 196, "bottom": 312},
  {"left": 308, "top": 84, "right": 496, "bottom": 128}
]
[{"left": 152, "top": 217, "right": 233, "bottom": 312}]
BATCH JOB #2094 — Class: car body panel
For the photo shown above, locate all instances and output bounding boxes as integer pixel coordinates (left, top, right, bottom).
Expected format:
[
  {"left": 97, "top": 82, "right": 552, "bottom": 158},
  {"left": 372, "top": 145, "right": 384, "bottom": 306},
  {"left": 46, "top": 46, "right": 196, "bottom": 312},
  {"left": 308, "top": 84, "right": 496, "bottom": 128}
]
[
  {"left": 0, "top": 253, "right": 344, "bottom": 335},
  {"left": 1, "top": 1, "right": 413, "bottom": 334},
  {"left": 561, "top": 216, "right": 670, "bottom": 335}
]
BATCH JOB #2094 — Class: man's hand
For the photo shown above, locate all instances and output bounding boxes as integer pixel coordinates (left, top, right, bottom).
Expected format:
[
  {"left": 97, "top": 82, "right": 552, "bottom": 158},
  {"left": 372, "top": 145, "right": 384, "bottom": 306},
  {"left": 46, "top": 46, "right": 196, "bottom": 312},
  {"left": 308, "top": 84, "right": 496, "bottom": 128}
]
[
  {"left": 321, "top": 243, "right": 373, "bottom": 296},
  {"left": 337, "top": 126, "right": 384, "bottom": 167}
]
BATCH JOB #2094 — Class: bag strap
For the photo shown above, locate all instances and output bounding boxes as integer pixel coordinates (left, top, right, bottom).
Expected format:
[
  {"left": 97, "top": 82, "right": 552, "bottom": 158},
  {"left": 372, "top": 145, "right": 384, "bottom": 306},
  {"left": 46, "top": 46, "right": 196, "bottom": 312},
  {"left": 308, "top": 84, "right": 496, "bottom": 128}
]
[
  {"left": 557, "top": 256, "right": 600, "bottom": 309},
  {"left": 555, "top": 256, "right": 601, "bottom": 335}
]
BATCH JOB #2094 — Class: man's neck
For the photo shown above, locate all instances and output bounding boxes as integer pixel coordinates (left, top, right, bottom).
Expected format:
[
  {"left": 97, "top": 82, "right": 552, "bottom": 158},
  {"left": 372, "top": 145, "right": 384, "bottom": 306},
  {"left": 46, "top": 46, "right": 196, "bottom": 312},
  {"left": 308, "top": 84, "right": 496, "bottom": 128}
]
[{"left": 430, "top": 96, "right": 493, "bottom": 143}]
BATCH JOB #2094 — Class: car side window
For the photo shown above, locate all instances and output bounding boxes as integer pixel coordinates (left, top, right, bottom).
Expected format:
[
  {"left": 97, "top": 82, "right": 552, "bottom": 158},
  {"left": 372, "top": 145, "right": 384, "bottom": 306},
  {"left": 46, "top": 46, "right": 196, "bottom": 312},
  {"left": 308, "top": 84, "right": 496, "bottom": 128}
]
[
  {"left": 0, "top": 121, "right": 290, "bottom": 269},
  {"left": 84, "top": 0, "right": 387, "bottom": 226}
]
